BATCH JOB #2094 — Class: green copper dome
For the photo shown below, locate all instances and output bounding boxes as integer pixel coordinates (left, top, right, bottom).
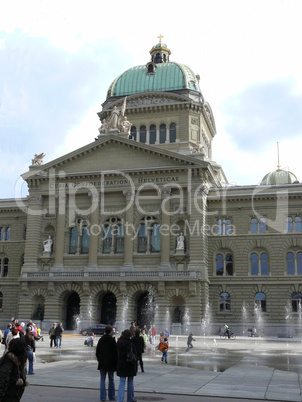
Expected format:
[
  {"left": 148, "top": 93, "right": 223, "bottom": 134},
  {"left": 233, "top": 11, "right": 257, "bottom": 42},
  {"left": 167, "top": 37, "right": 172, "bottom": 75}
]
[
  {"left": 260, "top": 169, "right": 298, "bottom": 185},
  {"left": 106, "top": 40, "right": 200, "bottom": 99}
]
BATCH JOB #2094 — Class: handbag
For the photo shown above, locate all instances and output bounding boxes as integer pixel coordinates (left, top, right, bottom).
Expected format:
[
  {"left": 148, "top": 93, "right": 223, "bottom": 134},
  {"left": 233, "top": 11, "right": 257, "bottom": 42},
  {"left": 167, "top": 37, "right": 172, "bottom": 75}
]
[{"left": 126, "top": 342, "right": 138, "bottom": 363}]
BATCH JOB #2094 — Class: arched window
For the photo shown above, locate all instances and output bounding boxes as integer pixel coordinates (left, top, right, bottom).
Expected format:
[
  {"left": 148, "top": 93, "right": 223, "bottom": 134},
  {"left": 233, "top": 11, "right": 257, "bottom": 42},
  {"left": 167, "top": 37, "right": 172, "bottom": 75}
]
[
  {"left": 0, "top": 228, "right": 4, "bottom": 241},
  {"left": 150, "top": 125, "right": 156, "bottom": 144},
  {"left": 103, "top": 225, "right": 112, "bottom": 254},
  {"left": 139, "top": 125, "right": 146, "bottom": 143},
  {"left": 169, "top": 123, "right": 176, "bottom": 143},
  {"left": 0, "top": 258, "right": 9, "bottom": 277},
  {"left": 251, "top": 252, "right": 269, "bottom": 275},
  {"left": 295, "top": 217, "right": 302, "bottom": 232},
  {"left": 286, "top": 217, "right": 293, "bottom": 232},
  {"left": 251, "top": 217, "right": 266, "bottom": 233},
  {"left": 220, "top": 292, "right": 231, "bottom": 312},
  {"left": 115, "top": 225, "right": 124, "bottom": 253},
  {"left": 159, "top": 124, "right": 166, "bottom": 144},
  {"left": 102, "top": 218, "right": 124, "bottom": 254},
  {"left": 255, "top": 292, "right": 266, "bottom": 312},
  {"left": 3, "top": 258, "right": 8, "bottom": 277},
  {"left": 216, "top": 218, "right": 233, "bottom": 235},
  {"left": 69, "top": 227, "right": 78, "bottom": 254},
  {"left": 130, "top": 126, "right": 137, "bottom": 141},
  {"left": 138, "top": 223, "right": 147, "bottom": 253},
  {"left": 81, "top": 227, "right": 90, "bottom": 254},
  {"left": 0, "top": 292, "right": 3, "bottom": 309},
  {"left": 216, "top": 253, "right": 233, "bottom": 276},
  {"left": 150, "top": 223, "right": 161, "bottom": 252},
  {"left": 292, "top": 292, "right": 302, "bottom": 312},
  {"left": 286, "top": 252, "right": 302, "bottom": 275},
  {"left": 287, "top": 216, "right": 302, "bottom": 233},
  {"left": 5, "top": 227, "right": 10, "bottom": 240}
]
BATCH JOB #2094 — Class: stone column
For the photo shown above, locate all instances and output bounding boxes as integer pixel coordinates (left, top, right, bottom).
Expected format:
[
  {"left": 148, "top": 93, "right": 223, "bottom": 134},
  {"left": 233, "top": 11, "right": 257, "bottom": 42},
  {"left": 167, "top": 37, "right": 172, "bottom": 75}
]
[
  {"left": 146, "top": 127, "right": 150, "bottom": 144},
  {"left": 87, "top": 192, "right": 100, "bottom": 270},
  {"left": 22, "top": 195, "right": 44, "bottom": 273},
  {"left": 166, "top": 125, "right": 170, "bottom": 144},
  {"left": 52, "top": 195, "right": 66, "bottom": 271},
  {"left": 158, "top": 188, "right": 171, "bottom": 270},
  {"left": 155, "top": 127, "right": 160, "bottom": 144},
  {"left": 121, "top": 190, "right": 135, "bottom": 271}
]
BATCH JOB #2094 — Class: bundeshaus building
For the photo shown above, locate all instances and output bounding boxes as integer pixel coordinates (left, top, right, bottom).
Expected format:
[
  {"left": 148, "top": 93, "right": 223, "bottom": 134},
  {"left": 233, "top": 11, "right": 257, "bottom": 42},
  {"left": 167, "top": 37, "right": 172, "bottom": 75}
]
[{"left": 1, "top": 38, "right": 301, "bottom": 336}]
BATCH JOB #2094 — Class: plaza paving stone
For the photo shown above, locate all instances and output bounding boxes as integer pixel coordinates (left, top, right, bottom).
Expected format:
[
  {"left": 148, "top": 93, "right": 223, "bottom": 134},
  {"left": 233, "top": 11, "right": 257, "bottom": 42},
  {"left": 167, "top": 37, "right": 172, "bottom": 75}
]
[{"left": 20, "top": 333, "right": 302, "bottom": 401}]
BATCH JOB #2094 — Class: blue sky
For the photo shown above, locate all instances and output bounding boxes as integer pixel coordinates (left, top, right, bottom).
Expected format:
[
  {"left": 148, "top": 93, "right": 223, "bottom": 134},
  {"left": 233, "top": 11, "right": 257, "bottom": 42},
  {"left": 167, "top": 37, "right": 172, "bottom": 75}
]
[{"left": 1, "top": 0, "right": 302, "bottom": 198}]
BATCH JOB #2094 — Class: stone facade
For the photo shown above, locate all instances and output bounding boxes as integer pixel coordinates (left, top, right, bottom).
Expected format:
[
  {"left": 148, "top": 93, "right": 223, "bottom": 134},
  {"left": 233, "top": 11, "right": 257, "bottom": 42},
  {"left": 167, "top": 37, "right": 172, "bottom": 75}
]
[{"left": 0, "top": 42, "right": 301, "bottom": 337}]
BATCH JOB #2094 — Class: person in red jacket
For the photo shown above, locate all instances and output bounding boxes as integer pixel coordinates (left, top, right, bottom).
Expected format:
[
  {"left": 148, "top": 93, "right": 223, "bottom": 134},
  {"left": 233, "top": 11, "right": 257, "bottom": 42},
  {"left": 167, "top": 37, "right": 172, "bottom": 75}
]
[{"left": 150, "top": 325, "right": 157, "bottom": 345}]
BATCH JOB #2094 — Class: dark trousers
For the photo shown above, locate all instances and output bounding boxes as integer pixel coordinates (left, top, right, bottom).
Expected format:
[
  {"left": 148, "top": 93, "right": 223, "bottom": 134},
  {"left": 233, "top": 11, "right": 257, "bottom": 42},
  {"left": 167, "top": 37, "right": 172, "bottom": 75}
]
[{"left": 50, "top": 335, "right": 57, "bottom": 347}]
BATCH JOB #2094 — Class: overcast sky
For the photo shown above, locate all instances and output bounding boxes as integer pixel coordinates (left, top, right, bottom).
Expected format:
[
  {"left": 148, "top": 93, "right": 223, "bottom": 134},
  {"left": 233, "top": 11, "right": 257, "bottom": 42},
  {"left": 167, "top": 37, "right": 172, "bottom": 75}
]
[{"left": 1, "top": 0, "right": 302, "bottom": 199}]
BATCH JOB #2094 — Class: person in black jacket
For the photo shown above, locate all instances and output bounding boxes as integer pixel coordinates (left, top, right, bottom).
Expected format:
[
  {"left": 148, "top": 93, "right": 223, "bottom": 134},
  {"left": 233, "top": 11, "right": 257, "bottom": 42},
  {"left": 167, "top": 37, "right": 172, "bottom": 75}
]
[
  {"left": 131, "top": 328, "right": 145, "bottom": 373},
  {"left": 96, "top": 325, "right": 118, "bottom": 402},
  {"left": 116, "top": 329, "right": 137, "bottom": 402},
  {"left": 22, "top": 327, "right": 36, "bottom": 375},
  {"left": 0, "top": 338, "right": 28, "bottom": 401}
]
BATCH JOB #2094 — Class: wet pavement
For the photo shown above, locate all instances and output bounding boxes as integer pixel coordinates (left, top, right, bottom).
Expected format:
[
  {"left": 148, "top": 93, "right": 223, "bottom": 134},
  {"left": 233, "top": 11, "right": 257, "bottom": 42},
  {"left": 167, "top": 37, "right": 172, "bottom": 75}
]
[{"left": 21, "top": 333, "right": 302, "bottom": 401}]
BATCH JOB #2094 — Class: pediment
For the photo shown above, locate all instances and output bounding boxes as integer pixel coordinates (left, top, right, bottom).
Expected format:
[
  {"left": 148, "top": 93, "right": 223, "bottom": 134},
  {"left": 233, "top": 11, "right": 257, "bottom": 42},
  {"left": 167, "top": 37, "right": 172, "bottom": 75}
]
[{"left": 23, "top": 134, "right": 202, "bottom": 180}]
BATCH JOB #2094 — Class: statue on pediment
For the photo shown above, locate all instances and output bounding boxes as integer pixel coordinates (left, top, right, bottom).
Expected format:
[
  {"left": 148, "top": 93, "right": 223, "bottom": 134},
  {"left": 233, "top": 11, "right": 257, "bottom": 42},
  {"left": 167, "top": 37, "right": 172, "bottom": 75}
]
[
  {"left": 97, "top": 97, "right": 133, "bottom": 137},
  {"left": 32, "top": 153, "right": 46, "bottom": 166},
  {"left": 121, "top": 116, "right": 132, "bottom": 134},
  {"left": 98, "top": 119, "right": 109, "bottom": 135}
]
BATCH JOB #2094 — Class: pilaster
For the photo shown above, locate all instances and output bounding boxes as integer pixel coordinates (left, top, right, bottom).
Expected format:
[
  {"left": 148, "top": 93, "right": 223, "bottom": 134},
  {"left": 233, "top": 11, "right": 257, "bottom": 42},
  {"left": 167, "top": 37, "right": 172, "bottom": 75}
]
[
  {"left": 22, "top": 195, "right": 43, "bottom": 272},
  {"left": 158, "top": 187, "right": 171, "bottom": 270},
  {"left": 121, "top": 190, "right": 135, "bottom": 271}
]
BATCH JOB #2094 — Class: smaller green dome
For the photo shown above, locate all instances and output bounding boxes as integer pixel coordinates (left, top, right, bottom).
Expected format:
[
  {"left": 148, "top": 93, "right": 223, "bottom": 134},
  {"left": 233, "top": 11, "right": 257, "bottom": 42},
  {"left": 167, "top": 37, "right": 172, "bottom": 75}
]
[{"left": 260, "top": 169, "right": 298, "bottom": 185}]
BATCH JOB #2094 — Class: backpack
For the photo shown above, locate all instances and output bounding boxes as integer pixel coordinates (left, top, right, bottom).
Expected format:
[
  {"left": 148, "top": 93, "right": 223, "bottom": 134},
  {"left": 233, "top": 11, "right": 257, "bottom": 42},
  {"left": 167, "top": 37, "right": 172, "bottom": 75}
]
[{"left": 126, "top": 342, "right": 138, "bottom": 363}]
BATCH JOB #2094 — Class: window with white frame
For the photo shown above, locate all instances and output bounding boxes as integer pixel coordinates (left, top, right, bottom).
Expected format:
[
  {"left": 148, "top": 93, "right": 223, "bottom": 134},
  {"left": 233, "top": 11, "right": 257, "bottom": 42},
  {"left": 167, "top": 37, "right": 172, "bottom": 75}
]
[
  {"left": 251, "top": 217, "right": 266, "bottom": 233},
  {"left": 286, "top": 251, "right": 302, "bottom": 275},
  {"left": 251, "top": 252, "right": 269, "bottom": 275},
  {"left": 286, "top": 216, "right": 302, "bottom": 233}
]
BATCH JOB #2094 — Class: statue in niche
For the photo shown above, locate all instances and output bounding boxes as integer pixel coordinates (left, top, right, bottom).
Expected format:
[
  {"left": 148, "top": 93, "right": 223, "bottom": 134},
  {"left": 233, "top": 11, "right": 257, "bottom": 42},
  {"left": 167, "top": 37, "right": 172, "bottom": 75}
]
[
  {"left": 43, "top": 236, "right": 53, "bottom": 253},
  {"left": 176, "top": 232, "right": 185, "bottom": 250}
]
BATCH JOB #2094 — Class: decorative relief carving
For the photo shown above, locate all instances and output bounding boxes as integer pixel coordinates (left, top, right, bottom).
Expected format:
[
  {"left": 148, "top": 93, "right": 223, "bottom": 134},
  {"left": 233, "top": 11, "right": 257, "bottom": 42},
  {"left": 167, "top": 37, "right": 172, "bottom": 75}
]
[
  {"left": 127, "top": 96, "right": 180, "bottom": 107},
  {"left": 28, "top": 195, "right": 43, "bottom": 205}
]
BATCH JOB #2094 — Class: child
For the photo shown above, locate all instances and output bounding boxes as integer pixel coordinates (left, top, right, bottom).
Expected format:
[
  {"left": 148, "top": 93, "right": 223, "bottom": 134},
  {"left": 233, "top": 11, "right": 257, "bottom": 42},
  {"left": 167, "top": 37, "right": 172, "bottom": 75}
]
[
  {"left": 158, "top": 336, "right": 169, "bottom": 363},
  {"left": 185, "top": 333, "right": 195, "bottom": 352}
]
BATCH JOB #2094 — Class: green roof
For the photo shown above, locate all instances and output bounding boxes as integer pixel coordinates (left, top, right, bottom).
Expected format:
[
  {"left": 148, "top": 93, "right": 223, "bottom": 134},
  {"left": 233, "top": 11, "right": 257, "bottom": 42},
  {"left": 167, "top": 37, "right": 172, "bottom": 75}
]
[
  {"left": 107, "top": 62, "right": 200, "bottom": 98},
  {"left": 260, "top": 169, "right": 298, "bottom": 185}
]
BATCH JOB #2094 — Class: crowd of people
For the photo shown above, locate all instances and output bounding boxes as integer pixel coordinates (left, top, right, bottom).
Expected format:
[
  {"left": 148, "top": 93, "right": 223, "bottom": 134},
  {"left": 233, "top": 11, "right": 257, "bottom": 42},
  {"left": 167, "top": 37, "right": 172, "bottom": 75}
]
[{"left": 0, "top": 318, "right": 199, "bottom": 402}]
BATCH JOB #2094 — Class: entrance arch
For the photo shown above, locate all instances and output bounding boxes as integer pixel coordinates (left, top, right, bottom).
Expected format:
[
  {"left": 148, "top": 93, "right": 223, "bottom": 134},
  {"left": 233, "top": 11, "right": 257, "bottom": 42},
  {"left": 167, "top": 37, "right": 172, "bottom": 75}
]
[
  {"left": 100, "top": 292, "right": 117, "bottom": 325},
  {"left": 137, "top": 291, "right": 155, "bottom": 328},
  {"left": 65, "top": 292, "right": 80, "bottom": 330},
  {"left": 171, "top": 296, "right": 185, "bottom": 323}
]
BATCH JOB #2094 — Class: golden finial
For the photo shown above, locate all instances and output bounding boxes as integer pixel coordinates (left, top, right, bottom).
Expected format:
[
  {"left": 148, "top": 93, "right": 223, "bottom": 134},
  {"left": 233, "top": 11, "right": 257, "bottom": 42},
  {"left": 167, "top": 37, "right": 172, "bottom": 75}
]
[
  {"left": 277, "top": 142, "right": 281, "bottom": 170},
  {"left": 158, "top": 34, "right": 163, "bottom": 44}
]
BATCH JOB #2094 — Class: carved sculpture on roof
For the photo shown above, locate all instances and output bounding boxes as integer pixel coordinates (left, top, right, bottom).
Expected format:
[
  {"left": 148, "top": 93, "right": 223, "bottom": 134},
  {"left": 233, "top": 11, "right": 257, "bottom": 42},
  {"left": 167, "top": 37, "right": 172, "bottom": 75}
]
[
  {"left": 31, "top": 153, "right": 46, "bottom": 166},
  {"left": 98, "top": 97, "right": 132, "bottom": 137}
]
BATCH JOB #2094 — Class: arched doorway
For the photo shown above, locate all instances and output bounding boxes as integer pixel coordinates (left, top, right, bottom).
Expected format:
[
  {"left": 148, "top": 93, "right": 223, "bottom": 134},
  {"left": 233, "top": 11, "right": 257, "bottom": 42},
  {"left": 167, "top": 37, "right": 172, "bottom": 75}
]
[
  {"left": 66, "top": 292, "right": 80, "bottom": 330},
  {"left": 137, "top": 292, "right": 154, "bottom": 329},
  {"left": 171, "top": 296, "right": 185, "bottom": 324},
  {"left": 100, "top": 292, "right": 117, "bottom": 325},
  {"left": 32, "top": 296, "right": 45, "bottom": 321}
]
